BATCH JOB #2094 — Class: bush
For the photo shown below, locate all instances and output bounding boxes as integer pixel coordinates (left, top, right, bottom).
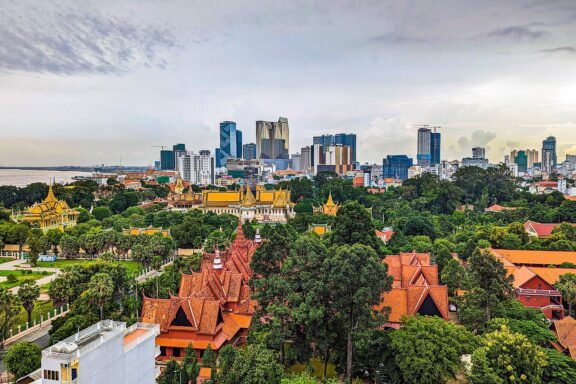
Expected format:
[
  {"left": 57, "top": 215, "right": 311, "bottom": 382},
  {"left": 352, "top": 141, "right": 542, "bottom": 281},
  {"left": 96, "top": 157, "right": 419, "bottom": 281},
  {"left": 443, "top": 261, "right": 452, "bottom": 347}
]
[
  {"left": 7, "top": 274, "right": 17, "bottom": 283},
  {"left": 19, "top": 270, "right": 26, "bottom": 275},
  {"left": 41, "top": 271, "right": 48, "bottom": 275},
  {"left": 26, "top": 270, "right": 32, "bottom": 275}
]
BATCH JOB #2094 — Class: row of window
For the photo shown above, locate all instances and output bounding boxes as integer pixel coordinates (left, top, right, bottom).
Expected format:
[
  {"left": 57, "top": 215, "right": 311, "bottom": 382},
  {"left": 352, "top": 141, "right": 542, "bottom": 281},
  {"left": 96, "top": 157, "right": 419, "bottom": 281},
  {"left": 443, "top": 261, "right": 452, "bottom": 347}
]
[{"left": 43, "top": 370, "right": 59, "bottom": 380}]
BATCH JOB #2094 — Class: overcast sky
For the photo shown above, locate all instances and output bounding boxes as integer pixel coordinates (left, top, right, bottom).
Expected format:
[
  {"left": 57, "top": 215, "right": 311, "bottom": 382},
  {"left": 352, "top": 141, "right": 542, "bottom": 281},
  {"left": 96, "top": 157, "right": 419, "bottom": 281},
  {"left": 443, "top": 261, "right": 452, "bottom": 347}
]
[{"left": 1, "top": 0, "right": 576, "bottom": 166}]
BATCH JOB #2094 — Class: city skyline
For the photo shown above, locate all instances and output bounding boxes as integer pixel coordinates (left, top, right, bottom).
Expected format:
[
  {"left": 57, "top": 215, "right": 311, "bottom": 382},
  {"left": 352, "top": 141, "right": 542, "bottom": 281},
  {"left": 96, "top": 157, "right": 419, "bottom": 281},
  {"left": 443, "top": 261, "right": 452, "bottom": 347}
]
[{"left": 1, "top": 0, "right": 576, "bottom": 166}]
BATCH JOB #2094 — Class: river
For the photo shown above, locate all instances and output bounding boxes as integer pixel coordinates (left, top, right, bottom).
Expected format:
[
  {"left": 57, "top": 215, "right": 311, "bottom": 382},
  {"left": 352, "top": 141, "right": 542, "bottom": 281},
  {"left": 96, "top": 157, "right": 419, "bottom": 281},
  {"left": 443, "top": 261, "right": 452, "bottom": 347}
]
[{"left": 0, "top": 169, "right": 92, "bottom": 187}]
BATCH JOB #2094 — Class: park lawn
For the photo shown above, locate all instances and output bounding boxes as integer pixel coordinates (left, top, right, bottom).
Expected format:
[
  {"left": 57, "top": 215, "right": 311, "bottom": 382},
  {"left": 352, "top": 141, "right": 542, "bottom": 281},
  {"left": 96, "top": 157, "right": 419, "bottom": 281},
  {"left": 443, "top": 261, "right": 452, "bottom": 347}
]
[
  {"left": 35, "top": 259, "right": 143, "bottom": 276},
  {"left": 0, "top": 257, "right": 14, "bottom": 265},
  {"left": 289, "top": 358, "right": 337, "bottom": 379},
  {"left": 0, "top": 270, "right": 53, "bottom": 289},
  {"left": 10, "top": 300, "right": 55, "bottom": 334}
]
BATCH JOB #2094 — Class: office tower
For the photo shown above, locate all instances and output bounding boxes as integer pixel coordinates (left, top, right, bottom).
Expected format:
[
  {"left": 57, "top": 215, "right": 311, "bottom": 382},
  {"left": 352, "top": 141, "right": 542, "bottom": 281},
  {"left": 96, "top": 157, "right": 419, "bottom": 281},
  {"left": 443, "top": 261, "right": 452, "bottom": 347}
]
[
  {"left": 383, "top": 155, "right": 413, "bottom": 180},
  {"left": 243, "top": 143, "right": 257, "bottom": 160},
  {"left": 311, "top": 143, "right": 324, "bottom": 174},
  {"left": 256, "top": 117, "right": 289, "bottom": 160},
  {"left": 472, "top": 147, "right": 486, "bottom": 159},
  {"left": 504, "top": 155, "right": 510, "bottom": 165},
  {"left": 514, "top": 150, "right": 528, "bottom": 173},
  {"left": 417, "top": 127, "right": 432, "bottom": 166},
  {"left": 291, "top": 153, "right": 301, "bottom": 171},
  {"left": 236, "top": 130, "right": 243, "bottom": 158},
  {"left": 542, "top": 136, "right": 557, "bottom": 173},
  {"left": 313, "top": 134, "right": 357, "bottom": 163},
  {"left": 160, "top": 149, "right": 175, "bottom": 170},
  {"left": 300, "top": 146, "right": 312, "bottom": 171},
  {"left": 462, "top": 148, "right": 488, "bottom": 169},
  {"left": 430, "top": 130, "right": 441, "bottom": 165},
  {"left": 217, "top": 121, "right": 238, "bottom": 168}
]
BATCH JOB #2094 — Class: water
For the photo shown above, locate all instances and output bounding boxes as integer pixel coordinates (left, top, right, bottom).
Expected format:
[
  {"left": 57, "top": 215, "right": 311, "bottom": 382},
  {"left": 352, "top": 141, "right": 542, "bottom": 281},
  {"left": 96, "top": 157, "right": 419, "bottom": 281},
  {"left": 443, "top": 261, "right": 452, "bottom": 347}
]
[{"left": 0, "top": 169, "right": 92, "bottom": 187}]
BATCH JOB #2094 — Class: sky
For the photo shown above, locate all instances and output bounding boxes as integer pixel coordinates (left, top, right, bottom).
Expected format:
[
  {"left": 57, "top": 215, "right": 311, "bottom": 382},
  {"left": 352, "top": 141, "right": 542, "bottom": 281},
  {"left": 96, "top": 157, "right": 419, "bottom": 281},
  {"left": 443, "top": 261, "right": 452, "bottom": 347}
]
[{"left": 1, "top": 0, "right": 576, "bottom": 166}]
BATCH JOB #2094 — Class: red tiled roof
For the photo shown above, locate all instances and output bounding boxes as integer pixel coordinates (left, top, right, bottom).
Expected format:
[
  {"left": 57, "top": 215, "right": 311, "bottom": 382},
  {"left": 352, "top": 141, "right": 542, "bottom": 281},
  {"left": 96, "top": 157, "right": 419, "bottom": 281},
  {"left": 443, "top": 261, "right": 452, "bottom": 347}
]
[
  {"left": 553, "top": 316, "right": 576, "bottom": 358},
  {"left": 378, "top": 251, "right": 449, "bottom": 325},
  {"left": 485, "top": 204, "right": 517, "bottom": 212}
]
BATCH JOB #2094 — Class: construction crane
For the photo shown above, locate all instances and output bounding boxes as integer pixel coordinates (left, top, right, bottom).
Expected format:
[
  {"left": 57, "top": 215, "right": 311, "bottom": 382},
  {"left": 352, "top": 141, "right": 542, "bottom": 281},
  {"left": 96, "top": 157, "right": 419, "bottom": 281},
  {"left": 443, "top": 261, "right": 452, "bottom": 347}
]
[{"left": 151, "top": 145, "right": 169, "bottom": 150}]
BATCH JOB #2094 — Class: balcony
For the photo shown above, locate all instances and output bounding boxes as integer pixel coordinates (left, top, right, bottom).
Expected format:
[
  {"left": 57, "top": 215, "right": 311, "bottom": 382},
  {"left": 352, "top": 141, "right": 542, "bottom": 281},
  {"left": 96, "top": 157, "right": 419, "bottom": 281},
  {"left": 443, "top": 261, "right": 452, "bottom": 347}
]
[{"left": 516, "top": 287, "right": 562, "bottom": 297}]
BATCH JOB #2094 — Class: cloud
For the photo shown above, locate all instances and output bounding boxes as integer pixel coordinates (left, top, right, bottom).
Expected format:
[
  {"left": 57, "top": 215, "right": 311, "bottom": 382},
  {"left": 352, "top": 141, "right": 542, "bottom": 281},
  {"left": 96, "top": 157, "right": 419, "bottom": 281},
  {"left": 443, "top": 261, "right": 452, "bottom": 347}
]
[
  {"left": 485, "top": 25, "right": 549, "bottom": 41},
  {"left": 455, "top": 130, "right": 497, "bottom": 156},
  {"left": 539, "top": 46, "right": 576, "bottom": 54},
  {"left": 0, "top": 1, "right": 180, "bottom": 75},
  {"left": 368, "top": 33, "right": 427, "bottom": 45}
]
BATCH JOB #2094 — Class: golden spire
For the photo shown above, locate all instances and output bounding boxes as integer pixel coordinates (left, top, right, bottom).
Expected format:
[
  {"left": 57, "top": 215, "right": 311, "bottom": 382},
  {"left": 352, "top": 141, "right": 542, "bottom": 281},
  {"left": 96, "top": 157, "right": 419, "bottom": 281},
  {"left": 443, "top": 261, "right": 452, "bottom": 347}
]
[
  {"left": 174, "top": 177, "right": 184, "bottom": 195},
  {"left": 326, "top": 191, "right": 335, "bottom": 207},
  {"left": 242, "top": 185, "right": 256, "bottom": 207},
  {"left": 45, "top": 184, "right": 57, "bottom": 203}
]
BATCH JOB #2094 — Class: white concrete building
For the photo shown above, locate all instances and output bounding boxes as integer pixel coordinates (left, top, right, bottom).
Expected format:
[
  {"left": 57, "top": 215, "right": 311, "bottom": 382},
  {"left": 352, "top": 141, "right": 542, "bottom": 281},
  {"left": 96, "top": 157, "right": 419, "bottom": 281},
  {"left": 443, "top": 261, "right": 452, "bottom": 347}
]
[
  {"left": 177, "top": 150, "right": 215, "bottom": 186},
  {"left": 21, "top": 320, "right": 159, "bottom": 384}
]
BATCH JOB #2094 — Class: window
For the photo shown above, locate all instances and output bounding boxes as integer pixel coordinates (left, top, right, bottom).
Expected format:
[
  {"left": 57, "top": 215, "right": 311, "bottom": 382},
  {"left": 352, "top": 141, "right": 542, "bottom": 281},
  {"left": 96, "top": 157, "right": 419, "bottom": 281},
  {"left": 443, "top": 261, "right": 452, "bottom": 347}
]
[
  {"left": 43, "top": 370, "right": 60, "bottom": 380},
  {"left": 160, "top": 346, "right": 167, "bottom": 356},
  {"left": 537, "top": 283, "right": 542, "bottom": 289},
  {"left": 173, "top": 347, "right": 181, "bottom": 357}
]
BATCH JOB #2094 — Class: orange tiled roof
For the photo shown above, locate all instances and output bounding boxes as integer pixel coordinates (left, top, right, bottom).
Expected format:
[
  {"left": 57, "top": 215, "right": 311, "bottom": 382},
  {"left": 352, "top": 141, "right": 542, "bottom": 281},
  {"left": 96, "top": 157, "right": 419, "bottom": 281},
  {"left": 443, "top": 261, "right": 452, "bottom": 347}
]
[
  {"left": 523, "top": 220, "right": 567, "bottom": 238},
  {"left": 528, "top": 267, "right": 576, "bottom": 286},
  {"left": 553, "top": 316, "right": 576, "bottom": 357},
  {"left": 491, "top": 248, "right": 576, "bottom": 267},
  {"left": 378, "top": 251, "right": 449, "bottom": 325},
  {"left": 485, "top": 204, "right": 517, "bottom": 212}
]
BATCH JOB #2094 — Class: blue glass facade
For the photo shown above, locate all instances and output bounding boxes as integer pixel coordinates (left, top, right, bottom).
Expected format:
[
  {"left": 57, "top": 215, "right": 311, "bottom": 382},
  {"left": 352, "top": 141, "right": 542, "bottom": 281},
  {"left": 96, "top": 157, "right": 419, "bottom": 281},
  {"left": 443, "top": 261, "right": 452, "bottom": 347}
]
[
  {"left": 160, "top": 150, "right": 175, "bottom": 170},
  {"left": 236, "top": 130, "right": 243, "bottom": 158},
  {"left": 431, "top": 132, "right": 441, "bottom": 165},
  {"left": 218, "top": 121, "right": 237, "bottom": 168},
  {"left": 383, "top": 155, "right": 413, "bottom": 180},
  {"left": 243, "top": 143, "right": 257, "bottom": 160}
]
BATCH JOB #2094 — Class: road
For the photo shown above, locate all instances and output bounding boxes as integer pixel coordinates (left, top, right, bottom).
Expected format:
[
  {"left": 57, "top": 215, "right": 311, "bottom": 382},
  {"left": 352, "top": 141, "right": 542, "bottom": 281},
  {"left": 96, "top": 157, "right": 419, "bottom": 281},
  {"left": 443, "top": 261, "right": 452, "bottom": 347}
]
[{"left": 0, "top": 325, "right": 52, "bottom": 373}]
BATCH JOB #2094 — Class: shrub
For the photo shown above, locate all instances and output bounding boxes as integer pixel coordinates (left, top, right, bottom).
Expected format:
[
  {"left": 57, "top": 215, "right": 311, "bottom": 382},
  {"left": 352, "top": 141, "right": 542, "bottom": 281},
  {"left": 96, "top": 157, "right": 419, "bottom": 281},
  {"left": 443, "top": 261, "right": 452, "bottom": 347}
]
[{"left": 7, "top": 274, "right": 17, "bottom": 283}]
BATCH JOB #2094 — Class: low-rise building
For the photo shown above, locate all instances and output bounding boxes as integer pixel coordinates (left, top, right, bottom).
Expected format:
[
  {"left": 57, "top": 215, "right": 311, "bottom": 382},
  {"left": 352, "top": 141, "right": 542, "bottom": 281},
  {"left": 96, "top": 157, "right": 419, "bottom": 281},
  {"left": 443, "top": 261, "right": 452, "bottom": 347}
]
[{"left": 20, "top": 320, "right": 159, "bottom": 384}]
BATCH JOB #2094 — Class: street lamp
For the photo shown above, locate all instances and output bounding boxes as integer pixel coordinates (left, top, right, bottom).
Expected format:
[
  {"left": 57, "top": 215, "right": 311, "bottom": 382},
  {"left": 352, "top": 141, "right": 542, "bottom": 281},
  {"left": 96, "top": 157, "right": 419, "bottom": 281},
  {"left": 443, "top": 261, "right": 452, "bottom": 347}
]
[{"left": 173, "top": 369, "right": 182, "bottom": 384}]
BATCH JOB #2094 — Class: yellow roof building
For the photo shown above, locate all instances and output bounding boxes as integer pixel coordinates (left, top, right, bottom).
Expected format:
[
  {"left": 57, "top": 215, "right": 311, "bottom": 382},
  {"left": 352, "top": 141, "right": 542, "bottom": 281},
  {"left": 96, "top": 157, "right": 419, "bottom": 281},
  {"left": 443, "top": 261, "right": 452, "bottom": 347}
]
[
  {"left": 314, "top": 192, "right": 339, "bottom": 216},
  {"left": 15, "top": 185, "right": 79, "bottom": 232}
]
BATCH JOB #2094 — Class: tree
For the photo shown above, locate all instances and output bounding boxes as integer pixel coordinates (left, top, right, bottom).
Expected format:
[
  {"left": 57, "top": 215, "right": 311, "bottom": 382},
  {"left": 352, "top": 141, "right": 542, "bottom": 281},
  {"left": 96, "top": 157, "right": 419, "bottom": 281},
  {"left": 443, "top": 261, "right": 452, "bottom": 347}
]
[
  {"left": 542, "top": 347, "right": 576, "bottom": 384},
  {"left": 59, "top": 234, "right": 81, "bottom": 259},
  {"left": 322, "top": 244, "right": 392, "bottom": 382},
  {"left": 49, "top": 314, "right": 98, "bottom": 344},
  {"left": 4, "top": 342, "right": 41, "bottom": 380},
  {"left": 92, "top": 206, "right": 113, "bottom": 221},
  {"left": 202, "top": 343, "right": 216, "bottom": 367},
  {"left": 469, "top": 325, "right": 546, "bottom": 384},
  {"left": 460, "top": 248, "right": 514, "bottom": 330},
  {"left": 17, "top": 280, "right": 40, "bottom": 324},
  {"left": 157, "top": 359, "right": 181, "bottom": 384},
  {"left": 45, "top": 229, "right": 62, "bottom": 255},
  {"left": 27, "top": 232, "right": 48, "bottom": 266},
  {"left": 391, "top": 316, "right": 479, "bottom": 384},
  {"left": 0, "top": 288, "right": 21, "bottom": 347},
  {"left": 487, "top": 318, "right": 555, "bottom": 347},
  {"left": 441, "top": 259, "right": 467, "bottom": 295},
  {"left": 86, "top": 273, "right": 113, "bottom": 320},
  {"left": 330, "top": 201, "right": 381, "bottom": 251},
  {"left": 218, "top": 344, "right": 237, "bottom": 384},
  {"left": 221, "top": 344, "right": 283, "bottom": 384},
  {"left": 556, "top": 273, "right": 576, "bottom": 317},
  {"left": 11, "top": 224, "right": 29, "bottom": 253},
  {"left": 182, "top": 343, "right": 200, "bottom": 384}
]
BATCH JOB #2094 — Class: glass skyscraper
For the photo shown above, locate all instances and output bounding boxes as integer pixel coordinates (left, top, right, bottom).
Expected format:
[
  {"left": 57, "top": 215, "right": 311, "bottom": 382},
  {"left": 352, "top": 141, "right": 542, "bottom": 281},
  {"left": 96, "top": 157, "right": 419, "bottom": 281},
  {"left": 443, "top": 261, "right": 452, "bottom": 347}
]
[
  {"left": 542, "top": 136, "right": 557, "bottom": 173},
  {"left": 383, "top": 155, "right": 413, "bottom": 180},
  {"left": 417, "top": 126, "right": 441, "bottom": 166},
  {"left": 236, "top": 130, "right": 243, "bottom": 159},
  {"left": 217, "top": 121, "right": 238, "bottom": 168},
  {"left": 256, "top": 117, "right": 289, "bottom": 160},
  {"left": 431, "top": 132, "right": 441, "bottom": 165}
]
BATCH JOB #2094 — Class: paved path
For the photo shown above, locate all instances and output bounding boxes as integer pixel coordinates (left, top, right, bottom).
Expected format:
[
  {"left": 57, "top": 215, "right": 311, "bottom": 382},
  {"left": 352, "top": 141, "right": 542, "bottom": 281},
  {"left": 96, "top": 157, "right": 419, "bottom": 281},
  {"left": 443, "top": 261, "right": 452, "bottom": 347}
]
[{"left": 0, "top": 259, "right": 61, "bottom": 294}]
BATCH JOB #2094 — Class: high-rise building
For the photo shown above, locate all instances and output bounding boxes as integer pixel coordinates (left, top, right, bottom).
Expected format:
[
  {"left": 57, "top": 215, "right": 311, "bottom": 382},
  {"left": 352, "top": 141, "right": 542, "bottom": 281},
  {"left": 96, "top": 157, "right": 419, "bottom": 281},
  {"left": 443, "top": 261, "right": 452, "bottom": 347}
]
[
  {"left": 514, "top": 150, "right": 528, "bottom": 173},
  {"left": 416, "top": 126, "right": 441, "bottom": 166},
  {"left": 542, "top": 136, "right": 557, "bottom": 173},
  {"left": 256, "top": 117, "right": 289, "bottom": 160},
  {"left": 20, "top": 320, "right": 159, "bottom": 384},
  {"left": 236, "top": 130, "right": 243, "bottom": 158},
  {"left": 383, "top": 155, "right": 413, "bottom": 180},
  {"left": 160, "top": 149, "right": 175, "bottom": 170},
  {"left": 472, "top": 147, "right": 486, "bottom": 159},
  {"left": 242, "top": 143, "right": 257, "bottom": 160},
  {"left": 177, "top": 150, "right": 215, "bottom": 185},
  {"left": 217, "top": 121, "right": 238, "bottom": 168},
  {"left": 313, "top": 134, "right": 357, "bottom": 163},
  {"left": 325, "top": 144, "right": 353, "bottom": 174},
  {"left": 291, "top": 153, "right": 301, "bottom": 171},
  {"left": 417, "top": 127, "right": 432, "bottom": 166},
  {"left": 300, "top": 146, "right": 312, "bottom": 172},
  {"left": 430, "top": 131, "right": 441, "bottom": 165},
  {"left": 511, "top": 149, "right": 538, "bottom": 169}
]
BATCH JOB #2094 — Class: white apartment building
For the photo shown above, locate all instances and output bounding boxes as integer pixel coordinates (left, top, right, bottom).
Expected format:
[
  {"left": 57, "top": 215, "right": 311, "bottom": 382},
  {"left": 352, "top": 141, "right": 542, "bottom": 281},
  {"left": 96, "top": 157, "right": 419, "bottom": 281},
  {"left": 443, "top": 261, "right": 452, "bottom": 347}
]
[
  {"left": 177, "top": 150, "right": 215, "bottom": 186},
  {"left": 20, "top": 320, "right": 160, "bottom": 384}
]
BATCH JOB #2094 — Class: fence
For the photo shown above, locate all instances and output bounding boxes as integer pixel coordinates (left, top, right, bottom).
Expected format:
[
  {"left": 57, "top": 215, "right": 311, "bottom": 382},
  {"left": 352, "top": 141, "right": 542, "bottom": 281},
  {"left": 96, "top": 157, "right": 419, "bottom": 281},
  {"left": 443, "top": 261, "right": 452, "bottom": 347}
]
[
  {"left": 134, "top": 256, "right": 177, "bottom": 281},
  {"left": 3, "top": 304, "right": 70, "bottom": 346}
]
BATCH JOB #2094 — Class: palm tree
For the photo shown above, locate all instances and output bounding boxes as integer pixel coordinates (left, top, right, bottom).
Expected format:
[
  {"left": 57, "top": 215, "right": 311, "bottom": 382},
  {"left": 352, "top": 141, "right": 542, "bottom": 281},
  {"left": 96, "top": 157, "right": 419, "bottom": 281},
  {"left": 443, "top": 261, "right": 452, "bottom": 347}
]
[
  {"left": 86, "top": 273, "right": 113, "bottom": 320},
  {"left": 556, "top": 273, "right": 576, "bottom": 317},
  {"left": 18, "top": 280, "right": 40, "bottom": 324}
]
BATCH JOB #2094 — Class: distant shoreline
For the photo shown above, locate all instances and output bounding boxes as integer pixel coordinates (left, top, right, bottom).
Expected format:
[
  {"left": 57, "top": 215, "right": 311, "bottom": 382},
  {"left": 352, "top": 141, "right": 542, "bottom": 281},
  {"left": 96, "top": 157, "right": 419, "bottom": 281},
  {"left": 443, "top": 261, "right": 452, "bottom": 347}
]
[{"left": 0, "top": 165, "right": 149, "bottom": 172}]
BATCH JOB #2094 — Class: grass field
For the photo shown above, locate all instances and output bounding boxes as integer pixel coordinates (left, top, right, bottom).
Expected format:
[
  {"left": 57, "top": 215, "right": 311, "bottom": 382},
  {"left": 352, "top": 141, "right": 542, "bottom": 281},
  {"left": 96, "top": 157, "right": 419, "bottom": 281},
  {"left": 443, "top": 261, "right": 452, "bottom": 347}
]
[
  {"left": 289, "top": 358, "right": 337, "bottom": 379},
  {"left": 0, "top": 257, "right": 14, "bottom": 265},
  {"left": 0, "top": 270, "right": 53, "bottom": 289},
  {"left": 34, "top": 259, "right": 143, "bottom": 276}
]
